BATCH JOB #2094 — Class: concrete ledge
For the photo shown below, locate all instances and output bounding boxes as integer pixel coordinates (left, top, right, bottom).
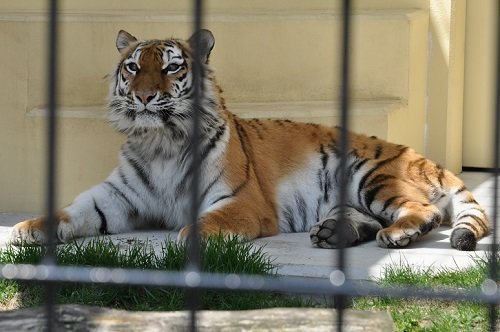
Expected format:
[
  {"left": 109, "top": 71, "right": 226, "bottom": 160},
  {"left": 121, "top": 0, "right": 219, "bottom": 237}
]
[
  {"left": 0, "top": 305, "right": 395, "bottom": 332},
  {"left": 27, "top": 99, "right": 406, "bottom": 139}
]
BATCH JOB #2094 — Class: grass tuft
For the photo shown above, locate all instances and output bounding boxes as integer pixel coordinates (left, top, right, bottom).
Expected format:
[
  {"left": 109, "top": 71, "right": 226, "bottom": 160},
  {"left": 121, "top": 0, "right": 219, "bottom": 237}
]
[
  {"left": 0, "top": 234, "right": 306, "bottom": 311},
  {"left": 379, "top": 254, "right": 496, "bottom": 289},
  {"left": 354, "top": 253, "right": 499, "bottom": 332}
]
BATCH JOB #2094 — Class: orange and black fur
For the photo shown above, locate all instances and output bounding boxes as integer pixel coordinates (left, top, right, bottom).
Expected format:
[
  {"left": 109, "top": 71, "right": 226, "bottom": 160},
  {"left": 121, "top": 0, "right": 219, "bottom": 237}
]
[{"left": 11, "top": 30, "right": 489, "bottom": 251}]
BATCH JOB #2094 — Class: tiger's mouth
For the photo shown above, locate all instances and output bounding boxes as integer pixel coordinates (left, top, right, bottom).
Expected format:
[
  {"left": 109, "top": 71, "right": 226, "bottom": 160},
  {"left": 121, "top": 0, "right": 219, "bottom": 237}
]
[
  {"left": 134, "top": 107, "right": 170, "bottom": 122},
  {"left": 136, "top": 108, "right": 158, "bottom": 115}
]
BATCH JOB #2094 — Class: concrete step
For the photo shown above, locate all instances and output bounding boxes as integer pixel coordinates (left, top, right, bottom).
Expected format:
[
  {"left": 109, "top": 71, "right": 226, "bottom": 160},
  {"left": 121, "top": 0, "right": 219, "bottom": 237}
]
[{"left": 0, "top": 306, "right": 396, "bottom": 332}]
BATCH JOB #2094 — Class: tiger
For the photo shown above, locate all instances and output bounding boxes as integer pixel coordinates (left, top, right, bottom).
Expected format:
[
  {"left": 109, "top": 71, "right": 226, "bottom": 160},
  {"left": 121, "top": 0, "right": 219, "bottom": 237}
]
[{"left": 10, "top": 29, "right": 490, "bottom": 251}]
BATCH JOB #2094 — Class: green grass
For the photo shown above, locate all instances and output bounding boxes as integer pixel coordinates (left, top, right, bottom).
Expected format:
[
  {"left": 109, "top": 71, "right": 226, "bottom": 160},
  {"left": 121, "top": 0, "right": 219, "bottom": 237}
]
[
  {"left": 0, "top": 235, "right": 310, "bottom": 311},
  {"left": 0, "top": 236, "right": 497, "bottom": 332},
  {"left": 352, "top": 255, "right": 499, "bottom": 332}
]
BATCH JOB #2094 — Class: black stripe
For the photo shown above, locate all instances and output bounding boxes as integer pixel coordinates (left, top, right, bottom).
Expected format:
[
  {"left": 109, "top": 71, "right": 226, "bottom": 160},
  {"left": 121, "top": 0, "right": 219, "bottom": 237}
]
[
  {"left": 210, "top": 194, "right": 233, "bottom": 206},
  {"left": 363, "top": 184, "right": 386, "bottom": 212},
  {"left": 295, "top": 194, "right": 308, "bottom": 232},
  {"left": 320, "top": 145, "right": 328, "bottom": 169},
  {"left": 247, "top": 120, "right": 264, "bottom": 139},
  {"left": 419, "top": 219, "right": 436, "bottom": 234},
  {"left": 174, "top": 175, "right": 189, "bottom": 200},
  {"left": 389, "top": 199, "right": 410, "bottom": 221},
  {"left": 315, "top": 196, "right": 322, "bottom": 222},
  {"left": 316, "top": 169, "right": 324, "bottom": 191},
  {"left": 381, "top": 196, "right": 398, "bottom": 212},
  {"left": 104, "top": 181, "right": 140, "bottom": 218},
  {"left": 323, "top": 170, "right": 332, "bottom": 202},
  {"left": 228, "top": 118, "right": 252, "bottom": 195},
  {"left": 456, "top": 213, "right": 489, "bottom": 234},
  {"left": 236, "top": 121, "right": 269, "bottom": 205},
  {"left": 282, "top": 207, "right": 296, "bottom": 232},
  {"left": 352, "top": 158, "right": 369, "bottom": 172},
  {"left": 200, "top": 123, "right": 226, "bottom": 161},
  {"left": 178, "top": 71, "right": 187, "bottom": 82},
  {"left": 202, "top": 117, "right": 257, "bottom": 208},
  {"left": 94, "top": 200, "right": 108, "bottom": 235},
  {"left": 327, "top": 136, "right": 340, "bottom": 155},
  {"left": 407, "top": 157, "right": 426, "bottom": 171},
  {"left": 374, "top": 144, "right": 383, "bottom": 159},
  {"left": 456, "top": 185, "right": 467, "bottom": 194},
  {"left": 104, "top": 181, "right": 134, "bottom": 210},
  {"left": 357, "top": 147, "right": 409, "bottom": 206},
  {"left": 334, "top": 153, "right": 363, "bottom": 184},
  {"left": 117, "top": 167, "right": 142, "bottom": 200},
  {"left": 326, "top": 205, "right": 341, "bottom": 217},
  {"left": 412, "top": 160, "right": 437, "bottom": 190},
  {"left": 202, "top": 168, "right": 225, "bottom": 201},
  {"left": 123, "top": 152, "right": 154, "bottom": 193},
  {"left": 118, "top": 167, "right": 128, "bottom": 184},
  {"left": 454, "top": 221, "right": 480, "bottom": 235},
  {"left": 436, "top": 164, "right": 445, "bottom": 186},
  {"left": 180, "top": 84, "right": 192, "bottom": 97},
  {"left": 365, "top": 173, "right": 395, "bottom": 188},
  {"left": 344, "top": 158, "right": 363, "bottom": 180},
  {"left": 460, "top": 197, "right": 478, "bottom": 205}
]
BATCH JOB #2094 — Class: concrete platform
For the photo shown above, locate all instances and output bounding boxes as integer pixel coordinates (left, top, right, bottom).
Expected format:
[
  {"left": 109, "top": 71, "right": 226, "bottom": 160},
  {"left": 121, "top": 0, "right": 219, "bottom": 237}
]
[{"left": 0, "top": 172, "right": 497, "bottom": 281}]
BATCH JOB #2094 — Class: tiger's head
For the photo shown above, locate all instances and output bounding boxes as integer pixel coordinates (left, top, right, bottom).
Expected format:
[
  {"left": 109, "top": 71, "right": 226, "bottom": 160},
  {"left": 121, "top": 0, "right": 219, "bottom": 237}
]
[{"left": 108, "top": 29, "right": 221, "bottom": 137}]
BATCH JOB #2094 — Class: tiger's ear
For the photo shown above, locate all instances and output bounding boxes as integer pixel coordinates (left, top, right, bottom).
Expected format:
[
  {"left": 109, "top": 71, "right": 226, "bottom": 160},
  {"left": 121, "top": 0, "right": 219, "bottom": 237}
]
[
  {"left": 116, "top": 30, "right": 137, "bottom": 55},
  {"left": 188, "top": 29, "right": 215, "bottom": 64}
]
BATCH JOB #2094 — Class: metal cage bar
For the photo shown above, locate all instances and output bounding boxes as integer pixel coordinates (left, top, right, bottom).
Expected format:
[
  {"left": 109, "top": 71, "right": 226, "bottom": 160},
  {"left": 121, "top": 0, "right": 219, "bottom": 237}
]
[
  {"left": 0, "top": 0, "right": 498, "bottom": 331},
  {"left": 186, "top": 0, "right": 205, "bottom": 331},
  {"left": 44, "top": 0, "right": 59, "bottom": 330},
  {"left": 335, "top": 1, "right": 353, "bottom": 330},
  {"left": 489, "top": 2, "right": 500, "bottom": 330}
]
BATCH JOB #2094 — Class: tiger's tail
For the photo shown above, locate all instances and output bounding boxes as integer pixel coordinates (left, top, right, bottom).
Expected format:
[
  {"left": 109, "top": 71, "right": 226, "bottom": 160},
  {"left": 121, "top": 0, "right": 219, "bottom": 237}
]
[{"left": 446, "top": 173, "right": 490, "bottom": 251}]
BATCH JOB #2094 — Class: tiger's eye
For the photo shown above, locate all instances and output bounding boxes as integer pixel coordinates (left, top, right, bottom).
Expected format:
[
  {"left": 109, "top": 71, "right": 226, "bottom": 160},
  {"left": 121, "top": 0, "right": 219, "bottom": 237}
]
[
  {"left": 126, "top": 62, "right": 139, "bottom": 72},
  {"left": 163, "top": 63, "right": 181, "bottom": 74}
]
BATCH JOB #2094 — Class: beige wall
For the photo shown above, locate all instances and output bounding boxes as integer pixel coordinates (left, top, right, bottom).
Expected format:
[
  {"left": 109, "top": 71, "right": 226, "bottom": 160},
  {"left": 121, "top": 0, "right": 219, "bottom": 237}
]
[
  {"left": 0, "top": 0, "right": 493, "bottom": 213},
  {"left": 425, "top": 0, "right": 466, "bottom": 173},
  {"left": 0, "top": 0, "right": 428, "bottom": 12},
  {"left": 463, "top": 0, "right": 497, "bottom": 168}
]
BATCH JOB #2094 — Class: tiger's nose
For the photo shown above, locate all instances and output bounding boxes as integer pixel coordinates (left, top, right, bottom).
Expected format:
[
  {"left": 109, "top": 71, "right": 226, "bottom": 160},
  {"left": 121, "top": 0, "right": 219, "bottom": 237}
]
[{"left": 135, "top": 91, "right": 157, "bottom": 105}]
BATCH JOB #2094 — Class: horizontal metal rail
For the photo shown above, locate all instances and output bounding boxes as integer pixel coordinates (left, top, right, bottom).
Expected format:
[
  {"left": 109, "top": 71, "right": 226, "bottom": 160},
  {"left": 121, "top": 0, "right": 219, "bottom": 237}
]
[{"left": 0, "top": 264, "right": 498, "bottom": 305}]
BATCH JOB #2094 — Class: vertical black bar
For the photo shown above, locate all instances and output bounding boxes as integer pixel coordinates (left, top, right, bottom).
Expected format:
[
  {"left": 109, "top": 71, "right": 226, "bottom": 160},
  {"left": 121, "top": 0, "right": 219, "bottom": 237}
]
[
  {"left": 489, "top": 3, "right": 500, "bottom": 331},
  {"left": 336, "top": 1, "right": 352, "bottom": 331},
  {"left": 44, "top": 0, "right": 59, "bottom": 331},
  {"left": 187, "top": 0, "right": 204, "bottom": 331}
]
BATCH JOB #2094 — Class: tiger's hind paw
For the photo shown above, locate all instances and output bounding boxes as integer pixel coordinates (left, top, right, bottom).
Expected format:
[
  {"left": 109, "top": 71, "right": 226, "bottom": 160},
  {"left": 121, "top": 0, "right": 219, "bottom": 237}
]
[{"left": 309, "top": 218, "right": 358, "bottom": 249}]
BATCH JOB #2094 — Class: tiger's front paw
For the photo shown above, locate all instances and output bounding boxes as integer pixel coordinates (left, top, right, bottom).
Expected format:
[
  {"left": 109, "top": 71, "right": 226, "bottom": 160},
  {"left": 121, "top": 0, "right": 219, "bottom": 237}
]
[
  {"left": 9, "top": 212, "right": 73, "bottom": 246},
  {"left": 177, "top": 225, "right": 192, "bottom": 243},
  {"left": 376, "top": 226, "right": 419, "bottom": 248},
  {"left": 177, "top": 223, "right": 238, "bottom": 243},
  {"left": 10, "top": 217, "right": 48, "bottom": 246}
]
